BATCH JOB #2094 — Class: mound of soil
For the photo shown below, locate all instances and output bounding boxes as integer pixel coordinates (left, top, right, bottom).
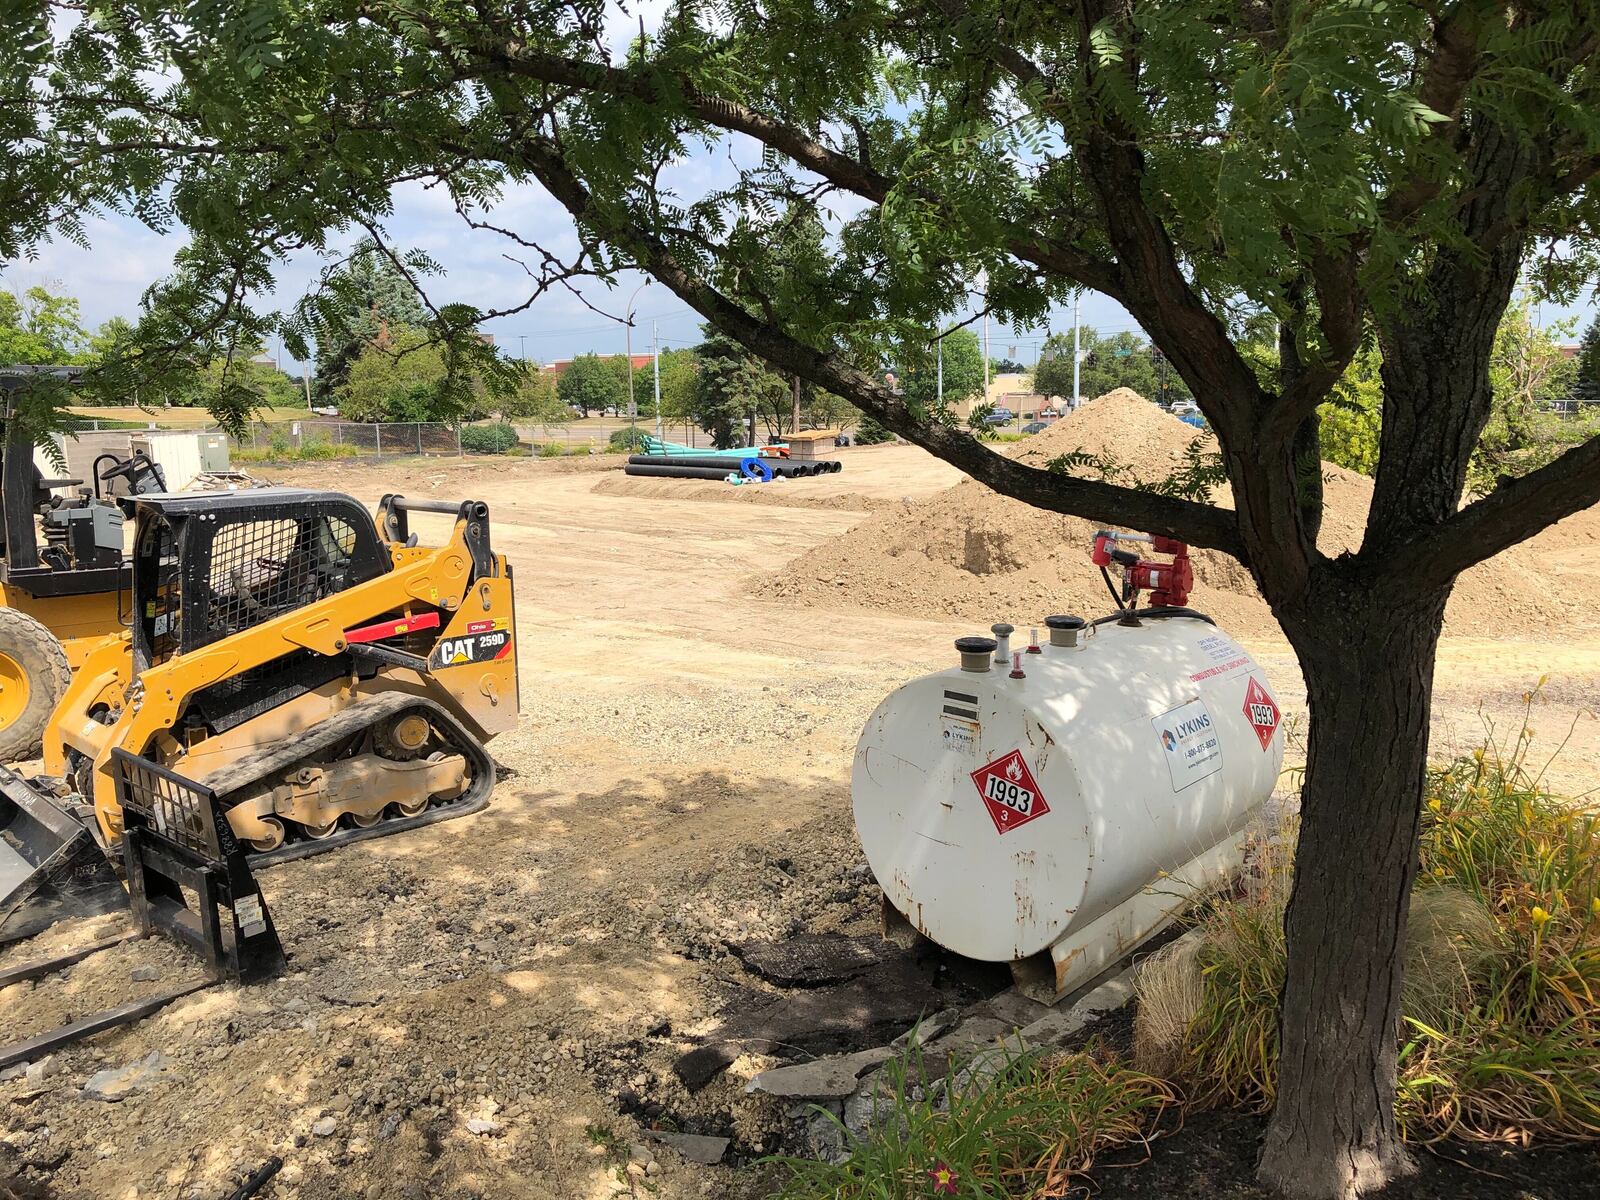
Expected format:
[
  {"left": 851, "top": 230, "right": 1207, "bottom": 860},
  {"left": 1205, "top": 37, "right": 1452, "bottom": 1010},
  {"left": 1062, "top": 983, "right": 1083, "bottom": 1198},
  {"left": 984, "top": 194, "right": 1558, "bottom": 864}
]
[{"left": 756, "top": 391, "right": 1568, "bottom": 640}]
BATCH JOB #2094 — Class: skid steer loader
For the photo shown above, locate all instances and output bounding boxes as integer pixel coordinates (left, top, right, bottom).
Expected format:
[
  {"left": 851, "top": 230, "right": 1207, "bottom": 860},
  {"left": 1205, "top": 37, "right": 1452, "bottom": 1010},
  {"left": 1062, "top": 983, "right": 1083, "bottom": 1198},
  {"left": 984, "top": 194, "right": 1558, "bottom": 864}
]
[
  {"left": 0, "top": 484, "right": 519, "bottom": 945},
  {"left": 0, "top": 367, "right": 171, "bottom": 761}
]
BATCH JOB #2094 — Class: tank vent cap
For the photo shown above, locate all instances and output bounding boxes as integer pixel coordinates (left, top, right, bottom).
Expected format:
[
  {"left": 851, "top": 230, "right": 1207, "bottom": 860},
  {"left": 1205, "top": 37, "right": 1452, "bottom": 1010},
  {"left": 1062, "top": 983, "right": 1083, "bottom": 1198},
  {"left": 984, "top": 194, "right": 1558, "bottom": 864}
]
[
  {"left": 954, "top": 636, "right": 998, "bottom": 672},
  {"left": 1044, "top": 614, "right": 1086, "bottom": 648}
]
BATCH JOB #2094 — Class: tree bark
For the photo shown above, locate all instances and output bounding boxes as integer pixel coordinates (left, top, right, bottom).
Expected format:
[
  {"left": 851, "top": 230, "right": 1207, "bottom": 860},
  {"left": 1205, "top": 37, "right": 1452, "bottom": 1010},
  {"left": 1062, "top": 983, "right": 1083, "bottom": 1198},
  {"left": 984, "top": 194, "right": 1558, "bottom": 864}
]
[{"left": 1260, "top": 573, "right": 1448, "bottom": 1199}]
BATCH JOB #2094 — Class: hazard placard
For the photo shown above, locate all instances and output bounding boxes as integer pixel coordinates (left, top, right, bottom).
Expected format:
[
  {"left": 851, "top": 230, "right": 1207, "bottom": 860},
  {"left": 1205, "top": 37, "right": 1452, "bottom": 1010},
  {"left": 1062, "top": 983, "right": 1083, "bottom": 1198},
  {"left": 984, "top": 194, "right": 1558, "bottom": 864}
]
[
  {"left": 970, "top": 749, "right": 1050, "bottom": 835},
  {"left": 1243, "top": 676, "right": 1280, "bottom": 750}
]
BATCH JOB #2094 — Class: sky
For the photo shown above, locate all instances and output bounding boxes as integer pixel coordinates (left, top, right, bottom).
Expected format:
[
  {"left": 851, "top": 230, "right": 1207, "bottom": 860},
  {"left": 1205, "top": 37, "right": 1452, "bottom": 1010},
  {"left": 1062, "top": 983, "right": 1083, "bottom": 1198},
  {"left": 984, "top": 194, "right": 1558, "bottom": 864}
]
[
  {"left": 0, "top": 183, "right": 1148, "bottom": 373},
  {"left": 5, "top": 2, "right": 1594, "bottom": 373}
]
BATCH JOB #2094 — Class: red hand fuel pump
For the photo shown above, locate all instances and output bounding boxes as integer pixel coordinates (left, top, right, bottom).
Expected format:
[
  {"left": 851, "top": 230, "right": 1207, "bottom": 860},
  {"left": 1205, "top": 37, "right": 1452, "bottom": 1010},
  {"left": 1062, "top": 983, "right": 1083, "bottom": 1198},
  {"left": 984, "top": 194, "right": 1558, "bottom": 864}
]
[{"left": 1090, "top": 530, "right": 1194, "bottom": 610}]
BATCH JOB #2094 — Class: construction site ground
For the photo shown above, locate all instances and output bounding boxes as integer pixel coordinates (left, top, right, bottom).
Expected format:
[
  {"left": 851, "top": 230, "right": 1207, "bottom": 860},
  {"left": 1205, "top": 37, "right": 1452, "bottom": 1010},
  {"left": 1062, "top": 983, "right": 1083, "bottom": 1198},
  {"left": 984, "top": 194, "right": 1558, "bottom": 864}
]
[{"left": 4, "top": 429, "right": 1598, "bottom": 1200}]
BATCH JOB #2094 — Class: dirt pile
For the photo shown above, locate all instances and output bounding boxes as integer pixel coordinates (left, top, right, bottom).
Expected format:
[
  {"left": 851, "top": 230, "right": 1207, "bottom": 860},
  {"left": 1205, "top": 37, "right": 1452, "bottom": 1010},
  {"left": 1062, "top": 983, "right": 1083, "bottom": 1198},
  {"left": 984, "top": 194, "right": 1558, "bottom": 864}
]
[{"left": 755, "top": 390, "right": 1566, "bottom": 639}]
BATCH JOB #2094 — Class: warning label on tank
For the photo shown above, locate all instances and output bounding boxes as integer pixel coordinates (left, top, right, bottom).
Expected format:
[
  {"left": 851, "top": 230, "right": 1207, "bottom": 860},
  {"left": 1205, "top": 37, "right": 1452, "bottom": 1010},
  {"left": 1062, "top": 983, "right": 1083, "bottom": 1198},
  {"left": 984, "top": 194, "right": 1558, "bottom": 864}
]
[
  {"left": 1154, "top": 698, "right": 1223, "bottom": 791},
  {"left": 1243, "top": 676, "right": 1280, "bottom": 750},
  {"left": 970, "top": 750, "right": 1051, "bottom": 835}
]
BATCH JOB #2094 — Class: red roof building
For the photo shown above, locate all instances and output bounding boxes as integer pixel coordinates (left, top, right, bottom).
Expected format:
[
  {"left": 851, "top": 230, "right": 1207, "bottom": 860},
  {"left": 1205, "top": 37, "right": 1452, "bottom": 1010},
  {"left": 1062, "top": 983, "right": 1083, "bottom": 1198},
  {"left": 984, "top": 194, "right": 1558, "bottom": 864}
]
[{"left": 540, "top": 353, "right": 653, "bottom": 379}]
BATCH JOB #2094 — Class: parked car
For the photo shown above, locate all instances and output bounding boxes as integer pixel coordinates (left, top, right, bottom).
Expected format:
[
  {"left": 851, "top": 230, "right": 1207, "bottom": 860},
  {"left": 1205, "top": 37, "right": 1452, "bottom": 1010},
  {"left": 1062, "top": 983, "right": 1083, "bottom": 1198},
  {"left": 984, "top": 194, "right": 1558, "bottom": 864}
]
[
  {"left": 984, "top": 406, "right": 1015, "bottom": 426},
  {"left": 1022, "top": 421, "right": 1050, "bottom": 435},
  {"left": 1168, "top": 399, "right": 1200, "bottom": 416}
]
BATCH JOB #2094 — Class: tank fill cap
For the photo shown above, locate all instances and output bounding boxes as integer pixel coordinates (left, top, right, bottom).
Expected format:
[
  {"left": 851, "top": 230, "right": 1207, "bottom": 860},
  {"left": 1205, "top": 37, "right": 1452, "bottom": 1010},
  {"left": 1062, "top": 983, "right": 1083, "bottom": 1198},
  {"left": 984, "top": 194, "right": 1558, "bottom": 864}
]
[{"left": 954, "top": 636, "right": 998, "bottom": 672}]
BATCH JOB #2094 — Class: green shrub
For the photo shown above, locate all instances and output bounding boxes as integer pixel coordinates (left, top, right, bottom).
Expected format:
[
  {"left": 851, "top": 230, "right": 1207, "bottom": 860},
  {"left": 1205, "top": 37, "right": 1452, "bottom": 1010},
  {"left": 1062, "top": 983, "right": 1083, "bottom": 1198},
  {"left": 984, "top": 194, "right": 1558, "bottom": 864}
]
[
  {"left": 854, "top": 414, "right": 893, "bottom": 445},
  {"left": 235, "top": 437, "right": 358, "bottom": 463},
  {"left": 460, "top": 422, "right": 523, "bottom": 455},
  {"left": 1134, "top": 696, "right": 1600, "bottom": 1145},
  {"left": 770, "top": 1041, "right": 1173, "bottom": 1200},
  {"left": 608, "top": 426, "right": 652, "bottom": 452},
  {"left": 536, "top": 441, "right": 568, "bottom": 457}
]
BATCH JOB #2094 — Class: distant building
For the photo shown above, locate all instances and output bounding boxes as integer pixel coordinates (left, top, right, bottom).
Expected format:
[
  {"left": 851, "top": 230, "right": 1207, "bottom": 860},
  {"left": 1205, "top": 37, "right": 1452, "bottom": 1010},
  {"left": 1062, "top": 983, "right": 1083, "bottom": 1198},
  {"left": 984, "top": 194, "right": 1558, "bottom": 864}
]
[
  {"left": 942, "top": 372, "right": 1051, "bottom": 420},
  {"left": 541, "top": 353, "right": 653, "bottom": 379}
]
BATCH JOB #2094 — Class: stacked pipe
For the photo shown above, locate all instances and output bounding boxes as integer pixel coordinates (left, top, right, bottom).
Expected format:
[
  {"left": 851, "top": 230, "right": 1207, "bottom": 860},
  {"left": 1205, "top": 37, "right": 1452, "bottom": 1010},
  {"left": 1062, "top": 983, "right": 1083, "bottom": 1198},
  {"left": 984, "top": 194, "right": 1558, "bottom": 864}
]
[{"left": 624, "top": 454, "right": 842, "bottom": 482}]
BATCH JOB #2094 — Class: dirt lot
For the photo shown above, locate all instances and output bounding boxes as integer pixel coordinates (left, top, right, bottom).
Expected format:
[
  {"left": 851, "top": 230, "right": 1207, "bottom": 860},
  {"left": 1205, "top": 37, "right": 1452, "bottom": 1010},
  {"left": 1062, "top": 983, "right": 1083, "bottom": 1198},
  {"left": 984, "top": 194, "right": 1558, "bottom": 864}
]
[{"left": 3, "top": 439, "right": 1596, "bottom": 1200}]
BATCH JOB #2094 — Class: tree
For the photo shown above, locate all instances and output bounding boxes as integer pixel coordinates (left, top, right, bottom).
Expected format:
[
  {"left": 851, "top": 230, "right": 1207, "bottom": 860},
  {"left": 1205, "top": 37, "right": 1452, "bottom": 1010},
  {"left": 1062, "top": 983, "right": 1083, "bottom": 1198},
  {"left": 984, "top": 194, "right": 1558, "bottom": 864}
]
[
  {"left": 498, "top": 365, "right": 569, "bottom": 428},
  {"left": 1034, "top": 329, "right": 1192, "bottom": 406},
  {"left": 336, "top": 327, "right": 454, "bottom": 422},
  {"left": 1577, "top": 316, "right": 1600, "bottom": 404},
  {"left": 693, "top": 328, "right": 787, "bottom": 447},
  {"left": 1317, "top": 300, "right": 1577, "bottom": 484},
  {"left": 13, "top": 8, "right": 1600, "bottom": 1196},
  {"left": 899, "top": 327, "right": 985, "bottom": 416},
  {"left": 1317, "top": 350, "right": 1384, "bottom": 476},
  {"left": 631, "top": 348, "right": 700, "bottom": 428},
  {"left": 557, "top": 353, "right": 625, "bottom": 417},
  {"left": 309, "top": 238, "right": 429, "bottom": 402},
  {"left": 0, "top": 285, "right": 89, "bottom": 364}
]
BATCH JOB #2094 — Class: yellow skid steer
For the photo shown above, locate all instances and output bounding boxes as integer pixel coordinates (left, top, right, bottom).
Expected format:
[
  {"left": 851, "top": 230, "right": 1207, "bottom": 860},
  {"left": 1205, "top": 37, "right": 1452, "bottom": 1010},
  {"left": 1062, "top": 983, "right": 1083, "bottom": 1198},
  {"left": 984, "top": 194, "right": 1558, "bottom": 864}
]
[{"left": 0, "top": 486, "right": 519, "bottom": 945}]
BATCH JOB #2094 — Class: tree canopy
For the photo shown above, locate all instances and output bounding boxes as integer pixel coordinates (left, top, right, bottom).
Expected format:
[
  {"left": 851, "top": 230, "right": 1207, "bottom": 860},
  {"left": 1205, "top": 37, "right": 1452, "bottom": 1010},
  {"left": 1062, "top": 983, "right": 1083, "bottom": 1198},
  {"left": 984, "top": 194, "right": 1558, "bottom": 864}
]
[
  {"left": 7, "top": 4, "right": 1600, "bottom": 1195},
  {"left": 556, "top": 353, "right": 625, "bottom": 417},
  {"left": 1033, "top": 327, "right": 1193, "bottom": 407},
  {"left": 898, "top": 327, "right": 985, "bottom": 414},
  {"left": 310, "top": 237, "right": 430, "bottom": 403},
  {"left": 0, "top": 285, "right": 89, "bottom": 365}
]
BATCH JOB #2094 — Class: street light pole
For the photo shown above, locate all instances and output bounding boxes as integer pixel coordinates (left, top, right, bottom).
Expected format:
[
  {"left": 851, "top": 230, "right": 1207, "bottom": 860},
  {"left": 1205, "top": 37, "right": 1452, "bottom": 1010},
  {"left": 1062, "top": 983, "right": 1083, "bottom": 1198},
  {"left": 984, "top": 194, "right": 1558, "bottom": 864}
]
[
  {"left": 518, "top": 335, "right": 527, "bottom": 363},
  {"left": 624, "top": 279, "right": 650, "bottom": 441},
  {"left": 1071, "top": 291, "right": 1082, "bottom": 411},
  {"left": 653, "top": 320, "right": 661, "bottom": 439}
]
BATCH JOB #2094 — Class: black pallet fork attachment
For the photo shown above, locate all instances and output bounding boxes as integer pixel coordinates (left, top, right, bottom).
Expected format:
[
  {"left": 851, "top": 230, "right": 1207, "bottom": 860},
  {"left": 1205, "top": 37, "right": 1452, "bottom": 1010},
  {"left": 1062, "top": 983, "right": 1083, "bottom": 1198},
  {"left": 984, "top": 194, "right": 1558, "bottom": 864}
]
[{"left": 0, "top": 751, "right": 285, "bottom": 1069}]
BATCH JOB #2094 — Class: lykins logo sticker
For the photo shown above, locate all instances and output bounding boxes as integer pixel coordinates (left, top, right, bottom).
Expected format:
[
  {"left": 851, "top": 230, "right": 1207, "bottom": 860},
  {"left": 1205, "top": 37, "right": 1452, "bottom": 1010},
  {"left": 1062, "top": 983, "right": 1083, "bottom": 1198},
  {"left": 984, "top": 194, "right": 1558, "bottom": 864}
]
[{"left": 970, "top": 750, "right": 1050, "bottom": 835}]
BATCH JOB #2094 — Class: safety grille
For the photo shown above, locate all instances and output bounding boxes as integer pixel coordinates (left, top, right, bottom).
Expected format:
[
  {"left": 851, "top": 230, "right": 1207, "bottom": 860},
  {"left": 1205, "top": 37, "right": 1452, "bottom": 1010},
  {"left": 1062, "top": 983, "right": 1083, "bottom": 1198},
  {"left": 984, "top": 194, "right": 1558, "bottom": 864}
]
[
  {"left": 111, "top": 748, "right": 223, "bottom": 860},
  {"left": 198, "top": 514, "right": 360, "bottom": 646}
]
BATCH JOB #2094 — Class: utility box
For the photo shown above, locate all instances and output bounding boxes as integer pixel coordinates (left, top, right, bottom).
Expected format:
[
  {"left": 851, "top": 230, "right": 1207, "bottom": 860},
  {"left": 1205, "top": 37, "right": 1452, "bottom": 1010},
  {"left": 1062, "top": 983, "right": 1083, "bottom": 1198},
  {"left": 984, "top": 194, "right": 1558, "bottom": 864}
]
[{"left": 198, "top": 431, "right": 230, "bottom": 472}]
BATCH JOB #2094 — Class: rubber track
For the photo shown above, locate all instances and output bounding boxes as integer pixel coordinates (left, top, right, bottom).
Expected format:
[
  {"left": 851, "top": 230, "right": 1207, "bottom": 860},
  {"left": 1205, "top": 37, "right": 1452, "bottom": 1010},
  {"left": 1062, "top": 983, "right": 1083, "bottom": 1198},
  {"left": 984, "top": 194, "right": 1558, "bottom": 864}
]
[{"left": 196, "top": 693, "right": 495, "bottom": 869}]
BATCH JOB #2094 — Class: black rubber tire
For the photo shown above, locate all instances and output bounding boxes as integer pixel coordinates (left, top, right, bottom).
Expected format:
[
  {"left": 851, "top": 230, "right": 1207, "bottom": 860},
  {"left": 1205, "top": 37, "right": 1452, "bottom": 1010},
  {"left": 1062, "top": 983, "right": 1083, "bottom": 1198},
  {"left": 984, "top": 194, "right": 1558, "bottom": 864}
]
[{"left": 0, "top": 607, "right": 71, "bottom": 763}]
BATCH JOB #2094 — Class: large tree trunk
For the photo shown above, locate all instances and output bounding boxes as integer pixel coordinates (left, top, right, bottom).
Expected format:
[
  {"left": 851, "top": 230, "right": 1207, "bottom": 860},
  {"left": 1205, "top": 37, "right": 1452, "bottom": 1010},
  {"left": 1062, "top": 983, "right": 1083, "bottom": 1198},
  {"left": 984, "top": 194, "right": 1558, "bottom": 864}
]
[{"left": 1258, "top": 575, "right": 1449, "bottom": 1198}]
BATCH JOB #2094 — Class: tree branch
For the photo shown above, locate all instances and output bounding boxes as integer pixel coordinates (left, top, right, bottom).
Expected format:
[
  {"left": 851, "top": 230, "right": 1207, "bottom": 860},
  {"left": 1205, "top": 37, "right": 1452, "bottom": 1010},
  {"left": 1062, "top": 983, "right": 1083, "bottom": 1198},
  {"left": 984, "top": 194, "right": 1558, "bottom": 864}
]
[
  {"left": 1407, "top": 433, "right": 1600, "bottom": 590},
  {"left": 366, "top": 8, "right": 1130, "bottom": 298},
  {"left": 513, "top": 133, "right": 1247, "bottom": 561}
]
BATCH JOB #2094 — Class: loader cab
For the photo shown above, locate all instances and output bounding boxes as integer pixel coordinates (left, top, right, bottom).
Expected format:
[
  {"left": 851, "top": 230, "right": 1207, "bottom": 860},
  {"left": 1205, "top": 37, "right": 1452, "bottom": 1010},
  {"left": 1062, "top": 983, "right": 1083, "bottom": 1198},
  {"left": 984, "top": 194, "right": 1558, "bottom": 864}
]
[{"left": 128, "top": 489, "right": 389, "bottom": 671}]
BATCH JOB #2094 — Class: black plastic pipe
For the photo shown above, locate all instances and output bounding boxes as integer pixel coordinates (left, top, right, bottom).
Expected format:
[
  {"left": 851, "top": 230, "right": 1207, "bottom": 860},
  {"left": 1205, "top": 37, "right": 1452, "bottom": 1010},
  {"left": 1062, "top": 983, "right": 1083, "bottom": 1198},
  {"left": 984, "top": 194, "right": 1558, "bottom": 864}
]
[
  {"left": 624, "top": 463, "right": 738, "bottom": 480},
  {"left": 628, "top": 454, "right": 766, "bottom": 470}
]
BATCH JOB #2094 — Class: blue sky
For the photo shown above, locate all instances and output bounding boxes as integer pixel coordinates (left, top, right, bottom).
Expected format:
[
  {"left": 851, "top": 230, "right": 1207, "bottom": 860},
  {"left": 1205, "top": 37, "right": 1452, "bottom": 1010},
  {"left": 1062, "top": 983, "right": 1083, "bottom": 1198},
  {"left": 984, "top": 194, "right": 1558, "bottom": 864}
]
[
  {"left": 1, "top": 181, "right": 1152, "bottom": 373},
  {"left": 5, "top": 0, "right": 1593, "bottom": 372}
]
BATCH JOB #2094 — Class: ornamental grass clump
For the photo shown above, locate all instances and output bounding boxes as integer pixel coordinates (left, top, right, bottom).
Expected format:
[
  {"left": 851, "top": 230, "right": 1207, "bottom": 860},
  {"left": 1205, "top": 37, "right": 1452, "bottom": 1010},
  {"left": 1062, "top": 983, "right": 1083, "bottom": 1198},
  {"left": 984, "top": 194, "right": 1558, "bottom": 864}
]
[{"left": 1135, "top": 700, "right": 1600, "bottom": 1145}]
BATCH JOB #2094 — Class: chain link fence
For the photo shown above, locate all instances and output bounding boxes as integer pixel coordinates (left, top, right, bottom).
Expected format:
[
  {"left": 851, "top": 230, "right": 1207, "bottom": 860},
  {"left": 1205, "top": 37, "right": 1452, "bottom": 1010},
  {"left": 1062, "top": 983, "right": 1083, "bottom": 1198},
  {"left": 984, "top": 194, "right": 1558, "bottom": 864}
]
[
  {"left": 228, "top": 418, "right": 715, "bottom": 460},
  {"left": 234, "top": 420, "right": 466, "bottom": 458}
]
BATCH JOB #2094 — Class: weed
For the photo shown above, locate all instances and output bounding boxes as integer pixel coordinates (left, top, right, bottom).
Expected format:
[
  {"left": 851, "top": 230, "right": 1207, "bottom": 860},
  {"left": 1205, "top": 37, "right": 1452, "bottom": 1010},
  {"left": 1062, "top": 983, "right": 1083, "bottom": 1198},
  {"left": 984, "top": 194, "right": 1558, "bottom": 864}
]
[
  {"left": 1134, "top": 693, "right": 1600, "bottom": 1145},
  {"left": 769, "top": 1042, "right": 1173, "bottom": 1199}
]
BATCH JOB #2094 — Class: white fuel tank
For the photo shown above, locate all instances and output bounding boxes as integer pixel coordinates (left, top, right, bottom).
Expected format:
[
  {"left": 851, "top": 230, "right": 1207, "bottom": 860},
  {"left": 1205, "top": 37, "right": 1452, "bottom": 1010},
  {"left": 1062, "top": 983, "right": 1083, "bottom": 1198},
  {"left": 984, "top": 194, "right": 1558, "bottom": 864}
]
[{"left": 853, "top": 614, "right": 1284, "bottom": 994}]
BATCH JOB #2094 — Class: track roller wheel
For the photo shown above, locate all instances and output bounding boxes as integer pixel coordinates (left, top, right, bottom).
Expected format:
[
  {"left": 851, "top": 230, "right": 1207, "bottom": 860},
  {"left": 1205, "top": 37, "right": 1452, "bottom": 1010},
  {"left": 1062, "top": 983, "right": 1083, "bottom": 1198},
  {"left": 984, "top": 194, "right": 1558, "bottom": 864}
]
[
  {"left": 392, "top": 796, "right": 430, "bottom": 819},
  {"left": 247, "top": 817, "right": 286, "bottom": 854},
  {"left": 348, "top": 810, "right": 383, "bottom": 829},
  {"left": 302, "top": 820, "right": 339, "bottom": 840}
]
